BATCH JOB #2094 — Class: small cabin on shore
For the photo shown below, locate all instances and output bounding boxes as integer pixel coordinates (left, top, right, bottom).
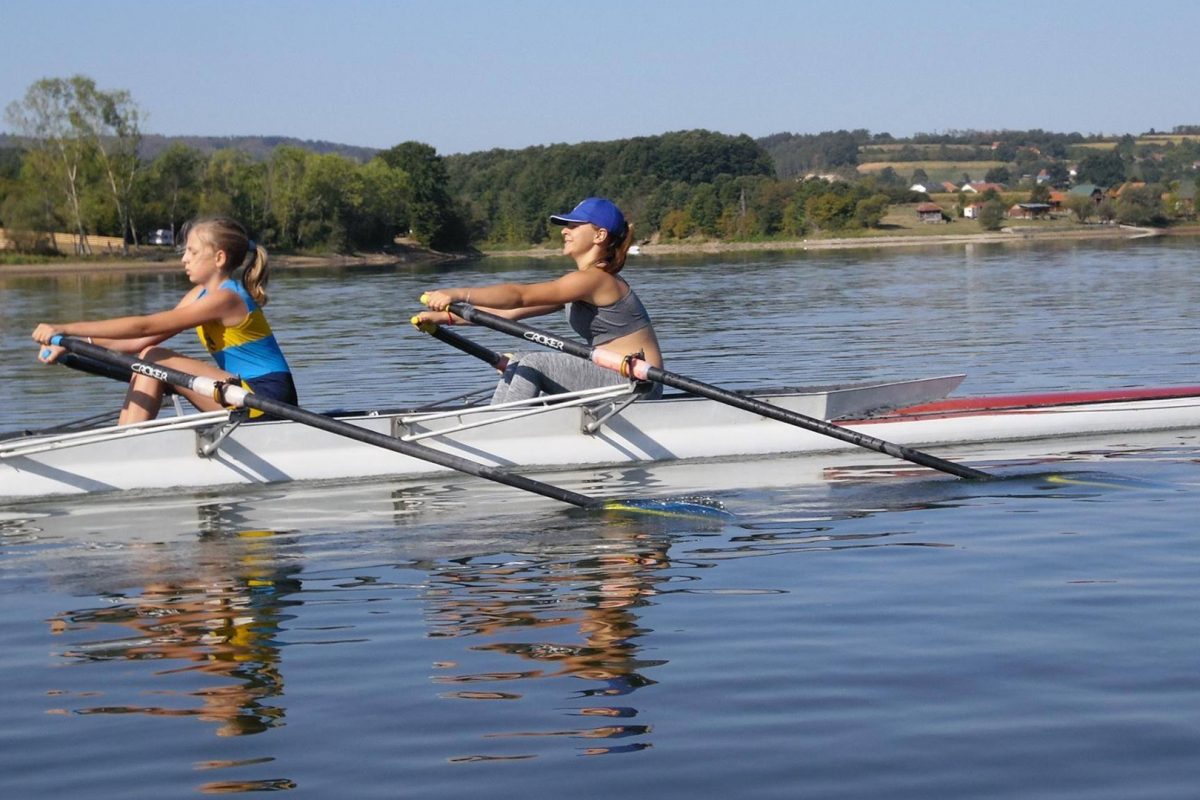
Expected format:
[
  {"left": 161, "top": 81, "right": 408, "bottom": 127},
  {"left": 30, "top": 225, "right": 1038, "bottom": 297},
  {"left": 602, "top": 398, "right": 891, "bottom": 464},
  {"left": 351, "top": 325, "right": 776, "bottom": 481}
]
[
  {"left": 915, "top": 202, "right": 947, "bottom": 223},
  {"left": 1008, "top": 203, "right": 1052, "bottom": 220}
]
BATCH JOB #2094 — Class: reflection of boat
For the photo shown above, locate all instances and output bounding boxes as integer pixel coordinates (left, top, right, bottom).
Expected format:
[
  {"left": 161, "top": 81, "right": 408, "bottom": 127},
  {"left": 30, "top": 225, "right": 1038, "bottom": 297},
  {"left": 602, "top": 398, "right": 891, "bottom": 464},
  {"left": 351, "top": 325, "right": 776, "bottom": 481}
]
[{"left": 2, "top": 375, "right": 1199, "bottom": 501}]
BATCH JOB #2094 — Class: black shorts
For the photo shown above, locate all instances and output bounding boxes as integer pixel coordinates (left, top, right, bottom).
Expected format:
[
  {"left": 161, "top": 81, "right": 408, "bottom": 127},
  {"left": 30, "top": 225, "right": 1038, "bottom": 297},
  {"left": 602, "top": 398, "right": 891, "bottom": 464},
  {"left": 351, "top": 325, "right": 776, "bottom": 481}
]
[{"left": 243, "top": 372, "right": 299, "bottom": 406}]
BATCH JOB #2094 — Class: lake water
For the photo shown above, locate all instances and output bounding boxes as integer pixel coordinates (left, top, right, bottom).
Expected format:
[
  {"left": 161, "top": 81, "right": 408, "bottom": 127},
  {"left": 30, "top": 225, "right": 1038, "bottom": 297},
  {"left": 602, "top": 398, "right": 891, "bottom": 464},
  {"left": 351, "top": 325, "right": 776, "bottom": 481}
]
[{"left": 1, "top": 238, "right": 1198, "bottom": 798}]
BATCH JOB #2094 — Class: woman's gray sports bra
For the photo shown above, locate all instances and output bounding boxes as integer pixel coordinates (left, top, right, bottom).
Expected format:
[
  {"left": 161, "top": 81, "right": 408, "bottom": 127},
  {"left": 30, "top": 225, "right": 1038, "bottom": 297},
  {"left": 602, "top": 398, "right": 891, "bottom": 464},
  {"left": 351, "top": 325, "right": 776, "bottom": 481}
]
[{"left": 567, "top": 282, "right": 653, "bottom": 345}]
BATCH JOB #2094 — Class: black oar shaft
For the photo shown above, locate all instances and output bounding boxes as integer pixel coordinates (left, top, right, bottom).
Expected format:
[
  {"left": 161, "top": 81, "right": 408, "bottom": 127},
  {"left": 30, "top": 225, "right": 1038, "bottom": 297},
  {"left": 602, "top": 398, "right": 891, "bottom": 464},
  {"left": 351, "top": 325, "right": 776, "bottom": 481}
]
[
  {"left": 412, "top": 318, "right": 509, "bottom": 370},
  {"left": 447, "top": 303, "right": 992, "bottom": 481},
  {"left": 51, "top": 336, "right": 602, "bottom": 509}
]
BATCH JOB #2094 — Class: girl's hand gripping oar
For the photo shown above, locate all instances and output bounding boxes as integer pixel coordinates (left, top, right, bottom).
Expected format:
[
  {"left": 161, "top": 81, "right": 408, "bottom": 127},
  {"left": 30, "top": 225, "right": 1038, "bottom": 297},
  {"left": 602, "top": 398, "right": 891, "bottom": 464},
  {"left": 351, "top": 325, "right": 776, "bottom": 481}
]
[
  {"left": 411, "top": 315, "right": 510, "bottom": 372},
  {"left": 48, "top": 335, "right": 727, "bottom": 518},
  {"left": 439, "top": 301, "right": 993, "bottom": 481}
]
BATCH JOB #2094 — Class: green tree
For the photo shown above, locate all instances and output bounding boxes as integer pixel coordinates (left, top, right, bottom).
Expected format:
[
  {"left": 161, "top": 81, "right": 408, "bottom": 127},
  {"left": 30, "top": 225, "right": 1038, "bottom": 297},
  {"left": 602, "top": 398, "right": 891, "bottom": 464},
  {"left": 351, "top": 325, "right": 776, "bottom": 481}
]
[
  {"left": 71, "top": 77, "right": 143, "bottom": 251},
  {"left": 804, "top": 192, "right": 857, "bottom": 231},
  {"left": 1076, "top": 150, "right": 1126, "bottom": 187},
  {"left": 854, "top": 193, "right": 890, "bottom": 228},
  {"left": 984, "top": 166, "right": 1011, "bottom": 184},
  {"left": 352, "top": 158, "right": 409, "bottom": 248},
  {"left": 379, "top": 141, "right": 463, "bottom": 249},
  {"left": 660, "top": 208, "right": 694, "bottom": 239},
  {"left": 1065, "top": 194, "right": 1096, "bottom": 223},
  {"left": 5, "top": 76, "right": 96, "bottom": 252},
  {"left": 142, "top": 144, "right": 202, "bottom": 241},
  {"left": 1115, "top": 185, "right": 1166, "bottom": 226},
  {"left": 265, "top": 146, "right": 311, "bottom": 246},
  {"left": 977, "top": 199, "right": 1007, "bottom": 230},
  {"left": 686, "top": 183, "right": 721, "bottom": 236}
]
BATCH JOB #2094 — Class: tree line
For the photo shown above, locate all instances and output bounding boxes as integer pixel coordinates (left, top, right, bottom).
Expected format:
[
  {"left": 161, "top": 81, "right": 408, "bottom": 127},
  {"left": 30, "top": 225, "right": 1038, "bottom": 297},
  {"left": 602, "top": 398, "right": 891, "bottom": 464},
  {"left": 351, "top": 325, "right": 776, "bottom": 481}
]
[{"left": 3, "top": 75, "right": 1197, "bottom": 258}]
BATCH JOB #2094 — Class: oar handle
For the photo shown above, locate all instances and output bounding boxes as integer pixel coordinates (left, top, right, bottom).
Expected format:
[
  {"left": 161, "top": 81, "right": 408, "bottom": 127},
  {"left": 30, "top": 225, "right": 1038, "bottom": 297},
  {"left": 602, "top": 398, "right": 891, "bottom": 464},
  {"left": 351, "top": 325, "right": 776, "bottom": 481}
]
[
  {"left": 411, "top": 315, "right": 509, "bottom": 371},
  {"left": 446, "top": 303, "right": 992, "bottom": 481}
]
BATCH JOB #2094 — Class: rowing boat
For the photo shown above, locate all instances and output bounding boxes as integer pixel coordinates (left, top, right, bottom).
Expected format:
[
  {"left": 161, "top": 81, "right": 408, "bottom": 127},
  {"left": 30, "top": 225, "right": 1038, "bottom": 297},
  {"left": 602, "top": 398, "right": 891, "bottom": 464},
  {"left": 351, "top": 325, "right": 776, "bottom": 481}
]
[
  {"left": 0, "top": 374, "right": 958, "bottom": 500},
  {"left": 3, "top": 372, "right": 1199, "bottom": 501}
]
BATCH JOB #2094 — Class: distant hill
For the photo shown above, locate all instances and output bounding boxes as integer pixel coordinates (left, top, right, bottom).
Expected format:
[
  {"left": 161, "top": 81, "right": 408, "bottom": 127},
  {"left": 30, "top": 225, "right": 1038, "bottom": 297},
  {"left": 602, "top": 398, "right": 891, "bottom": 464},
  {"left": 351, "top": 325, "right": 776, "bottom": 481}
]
[
  {"left": 138, "top": 134, "right": 380, "bottom": 162},
  {"left": 0, "top": 132, "right": 379, "bottom": 163}
]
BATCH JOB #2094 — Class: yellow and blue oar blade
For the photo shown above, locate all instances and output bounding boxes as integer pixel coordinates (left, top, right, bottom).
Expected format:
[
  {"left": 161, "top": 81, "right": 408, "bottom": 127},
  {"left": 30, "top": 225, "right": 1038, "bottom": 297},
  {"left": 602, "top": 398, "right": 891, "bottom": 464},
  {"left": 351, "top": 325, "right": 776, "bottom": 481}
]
[{"left": 602, "top": 496, "right": 733, "bottom": 520}]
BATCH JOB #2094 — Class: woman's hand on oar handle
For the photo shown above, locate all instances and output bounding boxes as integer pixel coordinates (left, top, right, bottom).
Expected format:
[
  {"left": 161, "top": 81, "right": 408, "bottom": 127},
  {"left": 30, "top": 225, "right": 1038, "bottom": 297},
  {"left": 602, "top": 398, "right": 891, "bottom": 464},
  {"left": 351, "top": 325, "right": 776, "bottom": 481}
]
[
  {"left": 420, "top": 290, "right": 455, "bottom": 311},
  {"left": 32, "top": 323, "right": 66, "bottom": 363},
  {"left": 419, "top": 291, "right": 467, "bottom": 326}
]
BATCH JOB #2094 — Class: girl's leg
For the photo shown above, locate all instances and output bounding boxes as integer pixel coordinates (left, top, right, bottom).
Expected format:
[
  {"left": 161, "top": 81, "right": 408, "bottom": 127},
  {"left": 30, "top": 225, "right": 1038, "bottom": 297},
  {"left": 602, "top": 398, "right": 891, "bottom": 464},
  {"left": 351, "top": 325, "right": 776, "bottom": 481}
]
[
  {"left": 490, "top": 352, "right": 629, "bottom": 404},
  {"left": 119, "top": 346, "right": 236, "bottom": 425}
]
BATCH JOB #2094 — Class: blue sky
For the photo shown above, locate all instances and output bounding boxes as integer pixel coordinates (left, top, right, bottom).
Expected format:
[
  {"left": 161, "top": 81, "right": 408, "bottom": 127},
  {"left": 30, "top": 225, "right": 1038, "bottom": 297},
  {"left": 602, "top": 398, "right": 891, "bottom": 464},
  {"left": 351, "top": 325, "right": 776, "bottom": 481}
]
[{"left": 4, "top": 0, "right": 1198, "bottom": 155}]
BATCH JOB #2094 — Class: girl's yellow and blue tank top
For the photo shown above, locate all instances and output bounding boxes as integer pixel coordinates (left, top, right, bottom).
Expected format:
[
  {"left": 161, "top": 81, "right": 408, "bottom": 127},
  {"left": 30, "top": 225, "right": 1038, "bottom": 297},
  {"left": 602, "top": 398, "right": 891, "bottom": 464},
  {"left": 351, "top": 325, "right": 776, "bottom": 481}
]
[{"left": 195, "top": 279, "right": 291, "bottom": 379}]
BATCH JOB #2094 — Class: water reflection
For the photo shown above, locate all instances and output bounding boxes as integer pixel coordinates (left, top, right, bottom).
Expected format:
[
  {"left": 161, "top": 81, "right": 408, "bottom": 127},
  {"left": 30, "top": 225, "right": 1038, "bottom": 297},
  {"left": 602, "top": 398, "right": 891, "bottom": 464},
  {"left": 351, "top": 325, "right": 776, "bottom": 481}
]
[
  {"left": 46, "top": 503, "right": 302, "bottom": 740},
  {"left": 424, "top": 522, "right": 673, "bottom": 759}
]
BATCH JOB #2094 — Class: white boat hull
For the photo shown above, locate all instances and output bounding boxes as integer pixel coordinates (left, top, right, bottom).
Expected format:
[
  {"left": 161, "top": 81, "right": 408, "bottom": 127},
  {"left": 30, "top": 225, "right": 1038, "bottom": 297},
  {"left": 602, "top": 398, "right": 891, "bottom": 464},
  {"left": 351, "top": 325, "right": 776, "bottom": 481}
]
[{"left": 3, "top": 376, "right": 1199, "bottom": 501}]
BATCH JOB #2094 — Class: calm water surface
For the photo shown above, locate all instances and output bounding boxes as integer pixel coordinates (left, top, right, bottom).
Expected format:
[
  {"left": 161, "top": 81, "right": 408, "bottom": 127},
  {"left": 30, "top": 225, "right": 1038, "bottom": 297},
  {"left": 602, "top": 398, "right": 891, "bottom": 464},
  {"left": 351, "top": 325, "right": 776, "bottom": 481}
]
[{"left": 1, "top": 239, "right": 1198, "bottom": 798}]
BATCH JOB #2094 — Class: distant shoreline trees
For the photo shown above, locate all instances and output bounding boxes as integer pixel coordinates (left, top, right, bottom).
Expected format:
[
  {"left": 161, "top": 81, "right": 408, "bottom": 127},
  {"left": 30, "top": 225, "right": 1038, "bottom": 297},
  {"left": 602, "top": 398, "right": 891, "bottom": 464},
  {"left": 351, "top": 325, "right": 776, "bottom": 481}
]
[{"left": 2, "top": 76, "right": 1197, "bottom": 257}]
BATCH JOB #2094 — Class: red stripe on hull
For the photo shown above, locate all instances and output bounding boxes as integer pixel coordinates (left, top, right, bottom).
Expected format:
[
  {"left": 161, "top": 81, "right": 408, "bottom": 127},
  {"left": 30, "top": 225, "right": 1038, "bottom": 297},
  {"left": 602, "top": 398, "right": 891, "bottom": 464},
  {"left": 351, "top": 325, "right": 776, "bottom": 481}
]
[{"left": 886, "top": 385, "right": 1200, "bottom": 417}]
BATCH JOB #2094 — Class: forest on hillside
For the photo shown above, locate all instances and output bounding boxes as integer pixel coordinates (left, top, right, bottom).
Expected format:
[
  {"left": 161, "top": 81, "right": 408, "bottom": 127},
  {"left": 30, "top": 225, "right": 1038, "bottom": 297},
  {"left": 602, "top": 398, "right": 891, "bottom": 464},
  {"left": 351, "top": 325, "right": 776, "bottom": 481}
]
[{"left": 3, "top": 75, "right": 1198, "bottom": 257}]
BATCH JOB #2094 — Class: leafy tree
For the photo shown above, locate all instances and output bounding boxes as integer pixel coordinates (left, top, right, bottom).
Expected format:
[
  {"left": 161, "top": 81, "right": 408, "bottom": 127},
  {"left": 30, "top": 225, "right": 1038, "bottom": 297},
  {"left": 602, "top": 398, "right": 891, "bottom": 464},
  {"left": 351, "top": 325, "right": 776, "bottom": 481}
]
[
  {"left": 5, "top": 76, "right": 95, "bottom": 252},
  {"left": 804, "top": 192, "right": 857, "bottom": 231},
  {"left": 1076, "top": 150, "right": 1126, "bottom": 187},
  {"left": 910, "top": 167, "right": 929, "bottom": 185},
  {"left": 141, "top": 144, "right": 202, "bottom": 241},
  {"left": 352, "top": 158, "right": 409, "bottom": 248},
  {"left": 1065, "top": 193, "right": 1096, "bottom": 223},
  {"left": 1029, "top": 183, "right": 1051, "bottom": 203},
  {"left": 854, "top": 193, "right": 890, "bottom": 228},
  {"left": 1096, "top": 198, "right": 1117, "bottom": 223},
  {"left": 978, "top": 199, "right": 1007, "bottom": 230},
  {"left": 660, "top": 208, "right": 694, "bottom": 240},
  {"left": 265, "top": 146, "right": 311, "bottom": 246},
  {"left": 72, "top": 78, "right": 143, "bottom": 250},
  {"left": 984, "top": 166, "right": 1011, "bottom": 184},
  {"left": 379, "top": 141, "right": 463, "bottom": 249},
  {"left": 686, "top": 183, "right": 721, "bottom": 236},
  {"left": 1115, "top": 185, "right": 1166, "bottom": 226},
  {"left": 1042, "top": 162, "right": 1070, "bottom": 188},
  {"left": 199, "top": 149, "right": 260, "bottom": 224}
]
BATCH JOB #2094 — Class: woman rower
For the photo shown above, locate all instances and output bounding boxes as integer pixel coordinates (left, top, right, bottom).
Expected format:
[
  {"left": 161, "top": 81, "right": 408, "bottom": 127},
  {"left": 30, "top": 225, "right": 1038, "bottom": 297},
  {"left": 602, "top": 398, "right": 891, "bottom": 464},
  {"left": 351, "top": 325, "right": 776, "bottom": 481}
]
[
  {"left": 417, "top": 197, "right": 663, "bottom": 403},
  {"left": 32, "top": 216, "right": 297, "bottom": 425}
]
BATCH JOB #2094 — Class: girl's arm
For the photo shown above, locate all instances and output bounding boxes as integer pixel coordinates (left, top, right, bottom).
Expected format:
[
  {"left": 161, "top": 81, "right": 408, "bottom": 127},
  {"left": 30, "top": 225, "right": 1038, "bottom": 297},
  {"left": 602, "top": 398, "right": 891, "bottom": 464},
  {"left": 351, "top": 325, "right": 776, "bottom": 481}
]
[
  {"left": 32, "top": 287, "right": 244, "bottom": 352},
  {"left": 413, "top": 303, "right": 561, "bottom": 327},
  {"left": 424, "top": 270, "right": 611, "bottom": 314}
]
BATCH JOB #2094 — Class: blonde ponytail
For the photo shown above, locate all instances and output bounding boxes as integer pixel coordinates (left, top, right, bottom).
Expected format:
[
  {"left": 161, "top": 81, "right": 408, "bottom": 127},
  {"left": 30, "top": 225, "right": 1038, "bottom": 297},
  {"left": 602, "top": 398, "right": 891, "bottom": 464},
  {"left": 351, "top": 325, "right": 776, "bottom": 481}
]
[{"left": 242, "top": 244, "right": 270, "bottom": 306}]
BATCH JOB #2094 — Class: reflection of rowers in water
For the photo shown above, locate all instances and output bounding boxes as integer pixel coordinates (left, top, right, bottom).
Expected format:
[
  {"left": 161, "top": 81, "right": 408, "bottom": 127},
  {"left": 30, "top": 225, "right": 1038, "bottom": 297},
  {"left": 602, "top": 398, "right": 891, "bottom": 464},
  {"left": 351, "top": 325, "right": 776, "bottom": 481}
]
[
  {"left": 426, "top": 526, "right": 672, "bottom": 756},
  {"left": 48, "top": 524, "right": 301, "bottom": 738}
]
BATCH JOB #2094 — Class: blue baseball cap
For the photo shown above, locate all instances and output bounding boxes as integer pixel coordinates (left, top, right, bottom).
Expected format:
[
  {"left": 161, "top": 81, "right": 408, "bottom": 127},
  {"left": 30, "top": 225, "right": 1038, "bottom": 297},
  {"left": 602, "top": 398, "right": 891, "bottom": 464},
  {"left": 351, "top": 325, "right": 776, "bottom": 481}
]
[{"left": 549, "top": 197, "right": 627, "bottom": 237}]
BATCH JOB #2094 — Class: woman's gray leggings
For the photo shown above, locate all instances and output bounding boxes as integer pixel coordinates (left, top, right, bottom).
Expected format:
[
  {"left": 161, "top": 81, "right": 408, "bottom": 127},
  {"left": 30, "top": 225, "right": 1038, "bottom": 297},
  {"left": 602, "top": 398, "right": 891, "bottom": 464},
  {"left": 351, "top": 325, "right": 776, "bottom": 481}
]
[{"left": 491, "top": 351, "right": 662, "bottom": 404}]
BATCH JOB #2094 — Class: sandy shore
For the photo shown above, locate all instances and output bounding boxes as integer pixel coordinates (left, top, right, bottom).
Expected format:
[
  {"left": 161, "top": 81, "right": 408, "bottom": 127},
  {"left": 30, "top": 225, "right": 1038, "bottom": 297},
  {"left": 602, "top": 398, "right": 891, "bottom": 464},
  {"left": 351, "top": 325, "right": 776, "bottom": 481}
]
[{"left": 1, "top": 223, "right": 1188, "bottom": 277}]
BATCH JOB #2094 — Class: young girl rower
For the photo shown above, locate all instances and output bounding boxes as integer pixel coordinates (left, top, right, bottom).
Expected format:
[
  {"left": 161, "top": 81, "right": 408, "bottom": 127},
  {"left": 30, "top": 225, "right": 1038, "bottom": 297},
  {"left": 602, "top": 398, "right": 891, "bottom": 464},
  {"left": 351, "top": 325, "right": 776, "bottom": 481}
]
[
  {"left": 417, "top": 197, "right": 663, "bottom": 403},
  {"left": 32, "top": 216, "right": 297, "bottom": 424}
]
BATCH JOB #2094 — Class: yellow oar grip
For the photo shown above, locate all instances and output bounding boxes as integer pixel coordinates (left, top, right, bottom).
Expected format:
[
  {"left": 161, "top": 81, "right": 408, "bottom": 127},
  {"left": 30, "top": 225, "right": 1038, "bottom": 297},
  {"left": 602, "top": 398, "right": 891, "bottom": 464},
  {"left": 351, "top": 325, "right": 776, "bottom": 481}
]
[
  {"left": 419, "top": 292, "right": 430, "bottom": 304},
  {"left": 411, "top": 316, "right": 436, "bottom": 333}
]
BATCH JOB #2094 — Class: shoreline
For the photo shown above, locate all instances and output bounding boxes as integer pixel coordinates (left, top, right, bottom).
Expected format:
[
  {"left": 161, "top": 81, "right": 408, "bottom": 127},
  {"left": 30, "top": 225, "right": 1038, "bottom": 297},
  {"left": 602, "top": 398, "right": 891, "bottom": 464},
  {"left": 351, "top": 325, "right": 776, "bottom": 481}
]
[{"left": 1, "top": 224, "right": 1191, "bottom": 277}]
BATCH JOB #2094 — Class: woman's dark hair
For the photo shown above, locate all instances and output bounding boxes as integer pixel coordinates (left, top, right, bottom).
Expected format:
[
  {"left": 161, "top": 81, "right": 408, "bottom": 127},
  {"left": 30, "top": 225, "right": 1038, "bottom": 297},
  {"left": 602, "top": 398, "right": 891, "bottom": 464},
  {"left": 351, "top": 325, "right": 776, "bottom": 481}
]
[{"left": 596, "top": 221, "right": 635, "bottom": 275}]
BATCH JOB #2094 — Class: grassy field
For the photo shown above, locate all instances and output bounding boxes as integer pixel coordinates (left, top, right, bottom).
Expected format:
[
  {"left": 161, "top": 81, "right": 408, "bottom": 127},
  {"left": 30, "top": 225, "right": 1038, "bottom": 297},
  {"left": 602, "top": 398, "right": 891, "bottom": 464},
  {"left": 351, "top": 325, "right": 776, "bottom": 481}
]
[{"left": 857, "top": 160, "right": 1009, "bottom": 184}]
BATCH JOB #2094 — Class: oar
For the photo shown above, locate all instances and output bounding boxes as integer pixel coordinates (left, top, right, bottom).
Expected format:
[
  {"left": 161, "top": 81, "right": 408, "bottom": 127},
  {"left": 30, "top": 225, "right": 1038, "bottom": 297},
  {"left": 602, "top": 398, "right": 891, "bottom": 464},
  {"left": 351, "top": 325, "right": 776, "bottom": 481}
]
[
  {"left": 438, "top": 301, "right": 993, "bottom": 481},
  {"left": 46, "top": 336, "right": 726, "bottom": 517},
  {"left": 411, "top": 317, "right": 510, "bottom": 371}
]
